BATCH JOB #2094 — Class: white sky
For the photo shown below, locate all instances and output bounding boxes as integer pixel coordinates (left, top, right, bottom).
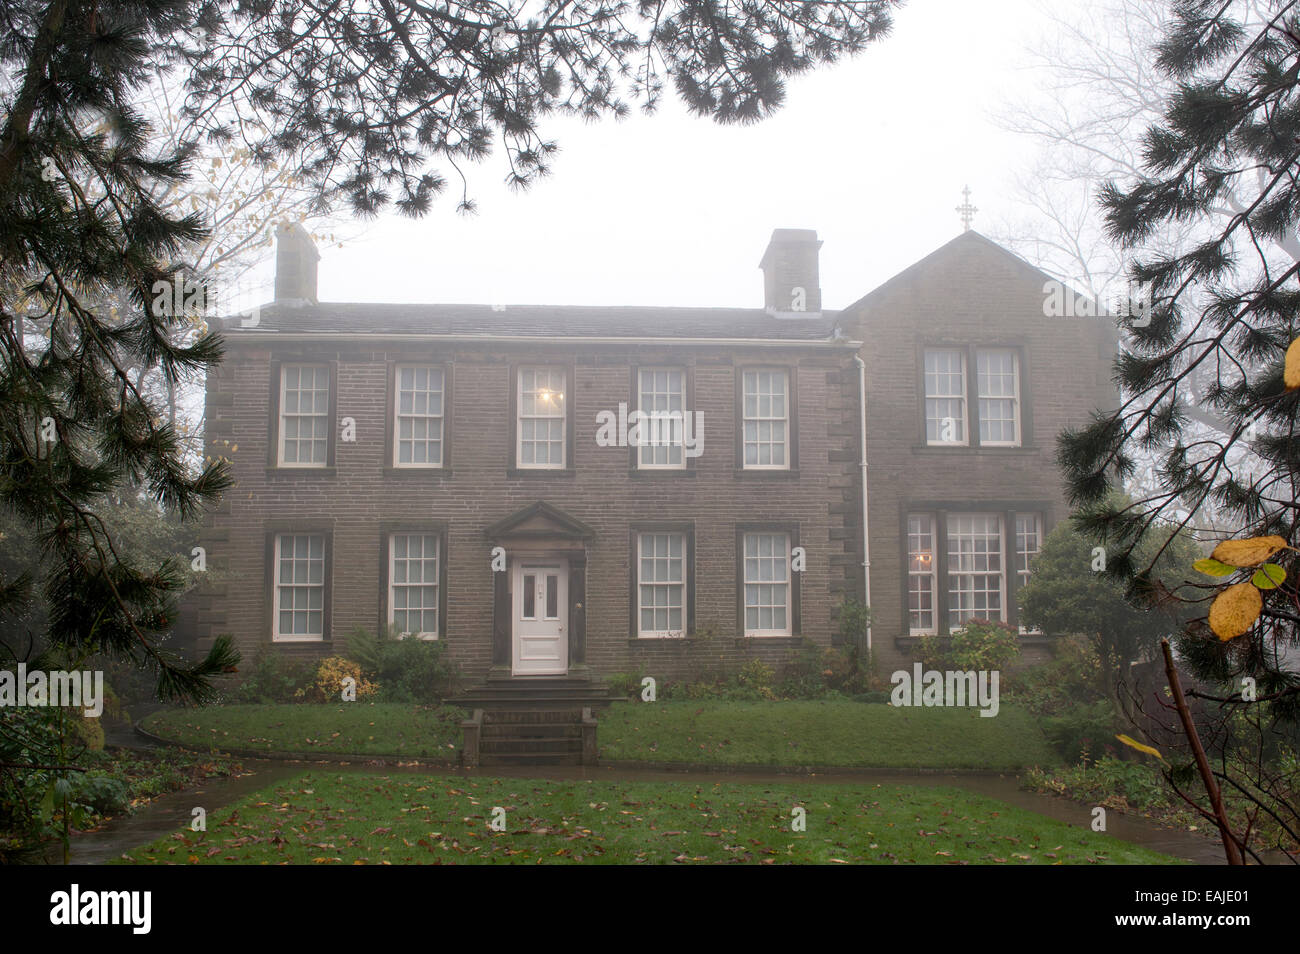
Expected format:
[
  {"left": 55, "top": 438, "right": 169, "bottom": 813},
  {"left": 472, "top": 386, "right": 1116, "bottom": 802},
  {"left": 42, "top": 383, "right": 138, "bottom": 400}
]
[{"left": 246, "top": 0, "right": 1058, "bottom": 311}]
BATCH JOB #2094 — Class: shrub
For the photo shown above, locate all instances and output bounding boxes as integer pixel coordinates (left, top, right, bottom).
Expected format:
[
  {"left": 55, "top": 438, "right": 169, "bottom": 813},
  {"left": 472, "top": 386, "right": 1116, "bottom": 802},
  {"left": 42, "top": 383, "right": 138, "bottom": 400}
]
[
  {"left": 948, "top": 619, "right": 1021, "bottom": 671},
  {"left": 231, "top": 651, "right": 313, "bottom": 704},
  {"left": 773, "top": 640, "right": 829, "bottom": 699},
  {"left": 342, "top": 625, "right": 456, "bottom": 704},
  {"left": 295, "top": 656, "right": 378, "bottom": 703},
  {"left": 1041, "top": 700, "right": 1122, "bottom": 764},
  {"left": 916, "top": 632, "right": 948, "bottom": 669},
  {"left": 1005, "top": 635, "right": 1110, "bottom": 717},
  {"left": 834, "top": 598, "right": 873, "bottom": 650},
  {"left": 606, "top": 669, "right": 646, "bottom": 701},
  {"left": 374, "top": 638, "right": 453, "bottom": 704}
]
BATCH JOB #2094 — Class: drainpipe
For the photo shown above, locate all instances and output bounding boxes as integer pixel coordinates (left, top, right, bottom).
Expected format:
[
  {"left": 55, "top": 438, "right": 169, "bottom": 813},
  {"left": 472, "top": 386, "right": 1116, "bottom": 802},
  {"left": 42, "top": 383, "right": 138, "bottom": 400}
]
[{"left": 853, "top": 355, "right": 872, "bottom": 655}]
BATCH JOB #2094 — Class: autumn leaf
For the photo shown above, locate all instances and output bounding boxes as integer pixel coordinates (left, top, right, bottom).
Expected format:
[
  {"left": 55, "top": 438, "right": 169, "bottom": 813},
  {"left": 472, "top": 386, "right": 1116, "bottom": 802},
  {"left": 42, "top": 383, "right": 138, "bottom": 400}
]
[
  {"left": 1208, "top": 582, "right": 1263, "bottom": 640},
  {"left": 1115, "top": 734, "right": 1163, "bottom": 761},
  {"left": 1251, "top": 563, "right": 1286, "bottom": 591},
  {"left": 1285, "top": 337, "right": 1300, "bottom": 390},
  {"left": 1209, "top": 535, "right": 1289, "bottom": 567},
  {"left": 1193, "top": 557, "right": 1236, "bottom": 577}
]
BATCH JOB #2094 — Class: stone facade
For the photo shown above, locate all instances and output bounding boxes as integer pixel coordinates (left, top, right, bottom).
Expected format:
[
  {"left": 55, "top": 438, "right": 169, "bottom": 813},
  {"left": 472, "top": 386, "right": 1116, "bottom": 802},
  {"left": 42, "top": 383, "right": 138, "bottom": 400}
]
[{"left": 186, "top": 227, "right": 1116, "bottom": 685}]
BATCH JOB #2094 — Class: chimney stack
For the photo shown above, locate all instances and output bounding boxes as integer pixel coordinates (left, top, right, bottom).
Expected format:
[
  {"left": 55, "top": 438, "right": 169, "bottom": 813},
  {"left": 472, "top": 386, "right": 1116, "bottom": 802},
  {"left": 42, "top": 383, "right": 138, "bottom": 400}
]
[
  {"left": 274, "top": 222, "right": 320, "bottom": 304},
  {"left": 760, "top": 228, "right": 822, "bottom": 315}
]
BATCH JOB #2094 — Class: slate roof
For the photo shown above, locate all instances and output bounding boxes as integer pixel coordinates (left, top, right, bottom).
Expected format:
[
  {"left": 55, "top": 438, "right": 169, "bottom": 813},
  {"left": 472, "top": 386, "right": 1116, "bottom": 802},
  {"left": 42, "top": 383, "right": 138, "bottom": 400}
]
[{"left": 217, "top": 302, "right": 846, "bottom": 341}]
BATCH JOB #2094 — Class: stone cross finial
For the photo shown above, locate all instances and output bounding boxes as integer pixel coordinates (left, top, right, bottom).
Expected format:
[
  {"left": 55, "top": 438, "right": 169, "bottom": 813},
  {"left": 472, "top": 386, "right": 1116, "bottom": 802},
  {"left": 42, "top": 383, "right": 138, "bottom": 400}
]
[{"left": 956, "top": 185, "right": 978, "bottom": 232}]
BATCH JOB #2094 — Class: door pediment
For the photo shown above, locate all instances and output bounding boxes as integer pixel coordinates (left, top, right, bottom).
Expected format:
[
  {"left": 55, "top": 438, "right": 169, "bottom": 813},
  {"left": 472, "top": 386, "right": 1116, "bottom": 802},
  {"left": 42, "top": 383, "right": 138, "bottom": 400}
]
[{"left": 486, "top": 500, "right": 595, "bottom": 543}]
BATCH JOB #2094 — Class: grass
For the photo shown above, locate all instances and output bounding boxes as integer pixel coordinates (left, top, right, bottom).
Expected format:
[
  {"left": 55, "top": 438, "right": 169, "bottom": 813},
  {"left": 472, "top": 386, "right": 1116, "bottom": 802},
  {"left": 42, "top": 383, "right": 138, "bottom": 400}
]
[
  {"left": 117, "top": 770, "right": 1178, "bottom": 865},
  {"left": 598, "top": 699, "right": 1061, "bottom": 770},
  {"left": 142, "top": 703, "right": 464, "bottom": 758},
  {"left": 142, "top": 699, "right": 1059, "bottom": 770}
]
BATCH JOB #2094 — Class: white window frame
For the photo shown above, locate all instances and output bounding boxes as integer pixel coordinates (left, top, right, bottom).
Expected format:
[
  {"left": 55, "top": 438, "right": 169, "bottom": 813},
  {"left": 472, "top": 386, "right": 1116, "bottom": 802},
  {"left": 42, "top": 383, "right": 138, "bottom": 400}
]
[
  {"left": 923, "top": 349, "right": 968, "bottom": 446},
  {"left": 272, "top": 533, "right": 326, "bottom": 642},
  {"left": 907, "top": 513, "right": 938, "bottom": 635},
  {"left": 277, "top": 364, "right": 330, "bottom": 467},
  {"left": 742, "top": 531, "right": 792, "bottom": 636},
  {"left": 516, "top": 367, "right": 567, "bottom": 469},
  {"left": 976, "top": 349, "right": 1021, "bottom": 447},
  {"left": 388, "top": 532, "right": 440, "bottom": 638},
  {"left": 393, "top": 365, "right": 445, "bottom": 468},
  {"left": 1015, "top": 512, "right": 1042, "bottom": 634},
  {"left": 945, "top": 513, "right": 1006, "bottom": 629},
  {"left": 741, "top": 369, "right": 790, "bottom": 470},
  {"left": 636, "top": 532, "right": 686, "bottom": 637},
  {"left": 636, "top": 368, "right": 687, "bottom": 470}
]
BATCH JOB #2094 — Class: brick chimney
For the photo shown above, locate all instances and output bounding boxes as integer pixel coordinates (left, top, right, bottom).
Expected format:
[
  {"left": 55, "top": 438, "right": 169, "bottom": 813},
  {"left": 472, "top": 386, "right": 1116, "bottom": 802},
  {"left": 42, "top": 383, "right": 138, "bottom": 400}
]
[
  {"left": 759, "top": 228, "right": 822, "bottom": 315},
  {"left": 274, "top": 222, "right": 320, "bottom": 304}
]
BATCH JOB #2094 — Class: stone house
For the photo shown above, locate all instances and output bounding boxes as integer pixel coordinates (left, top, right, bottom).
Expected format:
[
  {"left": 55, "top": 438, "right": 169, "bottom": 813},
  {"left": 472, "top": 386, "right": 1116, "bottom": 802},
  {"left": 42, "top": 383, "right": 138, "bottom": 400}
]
[{"left": 188, "top": 224, "right": 1116, "bottom": 689}]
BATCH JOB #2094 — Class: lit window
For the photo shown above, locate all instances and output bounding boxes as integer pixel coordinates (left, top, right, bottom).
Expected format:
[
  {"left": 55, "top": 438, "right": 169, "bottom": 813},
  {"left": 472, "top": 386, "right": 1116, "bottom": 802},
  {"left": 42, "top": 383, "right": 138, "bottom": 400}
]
[
  {"left": 907, "top": 514, "right": 937, "bottom": 634},
  {"left": 517, "top": 368, "right": 566, "bottom": 468}
]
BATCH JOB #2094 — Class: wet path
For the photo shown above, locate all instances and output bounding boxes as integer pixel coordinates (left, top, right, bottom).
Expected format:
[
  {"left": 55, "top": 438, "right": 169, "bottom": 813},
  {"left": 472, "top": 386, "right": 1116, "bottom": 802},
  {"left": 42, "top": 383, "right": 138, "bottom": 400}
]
[{"left": 69, "top": 756, "right": 1231, "bottom": 865}]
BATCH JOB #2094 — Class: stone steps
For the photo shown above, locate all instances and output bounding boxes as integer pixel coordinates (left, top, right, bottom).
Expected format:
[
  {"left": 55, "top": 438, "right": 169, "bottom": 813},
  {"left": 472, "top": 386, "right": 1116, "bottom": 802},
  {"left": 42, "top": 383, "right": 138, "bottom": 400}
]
[{"left": 458, "top": 678, "right": 612, "bottom": 766}]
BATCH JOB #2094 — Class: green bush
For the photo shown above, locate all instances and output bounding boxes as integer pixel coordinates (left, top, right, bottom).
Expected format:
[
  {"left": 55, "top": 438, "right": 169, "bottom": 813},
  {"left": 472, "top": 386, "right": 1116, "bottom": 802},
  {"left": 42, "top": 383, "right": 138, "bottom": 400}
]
[
  {"left": 342, "top": 625, "right": 456, "bottom": 704},
  {"left": 835, "top": 598, "right": 873, "bottom": 649},
  {"left": 1041, "top": 700, "right": 1122, "bottom": 764},
  {"left": 1026, "top": 755, "right": 1171, "bottom": 813},
  {"left": 948, "top": 619, "right": 1021, "bottom": 671},
  {"left": 606, "top": 670, "right": 646, "bottom": 700},
  {"left": 374, "top": 638, "right": 454, "bottom": 704},
  {"left": 916, "top": 632, "right": 948, "bottom": 669},
  {"left": 1006, "top": 635, "right": 1110, "bottom": 717},
  {"left": 231, "top": 650, "right": 313, "bottom": 704},
  {"left": 0, "top": 706, "right": 128, "bottom": 852}
]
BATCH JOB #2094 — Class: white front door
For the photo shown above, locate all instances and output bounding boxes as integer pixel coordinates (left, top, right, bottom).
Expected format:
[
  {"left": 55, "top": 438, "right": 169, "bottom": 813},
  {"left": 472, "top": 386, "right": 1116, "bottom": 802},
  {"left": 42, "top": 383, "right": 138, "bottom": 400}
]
[{"left": 512, "top": 561, "right": 568, "bottom": 675}]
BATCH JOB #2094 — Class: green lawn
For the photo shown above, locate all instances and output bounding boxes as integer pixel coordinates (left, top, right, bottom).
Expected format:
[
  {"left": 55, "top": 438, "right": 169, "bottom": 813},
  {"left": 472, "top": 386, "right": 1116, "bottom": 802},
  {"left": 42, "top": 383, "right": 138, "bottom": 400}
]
[
  {"left": 598, "top": 700, "right": 1060, "bottom": 770},
  {"left": 118, "top": 770, "right": 1176, "bottom": 865},
  {"left": 142, "top": 704, "right": 464, "bottom": 759},
  {"left": 143, "top": 699, "right": 1059, "bottom": 771}
]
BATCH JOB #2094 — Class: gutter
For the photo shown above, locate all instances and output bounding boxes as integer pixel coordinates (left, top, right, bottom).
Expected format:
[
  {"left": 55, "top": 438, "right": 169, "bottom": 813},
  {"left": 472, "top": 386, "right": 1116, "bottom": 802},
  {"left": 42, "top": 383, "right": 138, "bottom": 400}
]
[
  {"left": 853, "top": 355, "right": 872, "bottom": 655},
  {"left": 220, "top": 329, "right": 864, "bottom": 349}
]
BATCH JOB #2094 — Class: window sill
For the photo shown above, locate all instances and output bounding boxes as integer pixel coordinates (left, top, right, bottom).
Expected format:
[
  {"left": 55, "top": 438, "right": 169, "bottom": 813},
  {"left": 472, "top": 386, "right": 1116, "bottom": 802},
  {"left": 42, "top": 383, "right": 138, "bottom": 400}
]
[
  {"left": 733, "top": 468, "right": 800, "bottom": 479},
  {"left": 911, "top": 445, "right": 1040, "bottom": 455},
  {"left": 382, "top": 467, "right": 453, "bottom": 478},
  {"left": 629, "top": 468, "right": 697, "bottom": 477},
  {"left": 734, "top": 635, "right": 805, "bottom": 647},
  {"left": 507, "top": 468, "right": 575, "bottom": 478},
  {"left": 265, "top": 467, "right": 336, "bottom": 478}
]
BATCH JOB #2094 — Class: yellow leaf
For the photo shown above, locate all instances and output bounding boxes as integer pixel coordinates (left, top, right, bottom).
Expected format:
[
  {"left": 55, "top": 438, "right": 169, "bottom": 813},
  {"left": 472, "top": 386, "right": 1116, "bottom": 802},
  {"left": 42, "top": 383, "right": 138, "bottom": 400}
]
[
  {"left": 1115, "top": 734, "right": 1163, "bottom": 760},
  {"left": 1208, "top": 582, "right": 1263, "bottom": 641},
  {"left": 1285, "top": 337, "right": 1300, "bottom": 390},
  {"left": 1209, "top": 535, "right": 1289, "bottom": 567}
]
